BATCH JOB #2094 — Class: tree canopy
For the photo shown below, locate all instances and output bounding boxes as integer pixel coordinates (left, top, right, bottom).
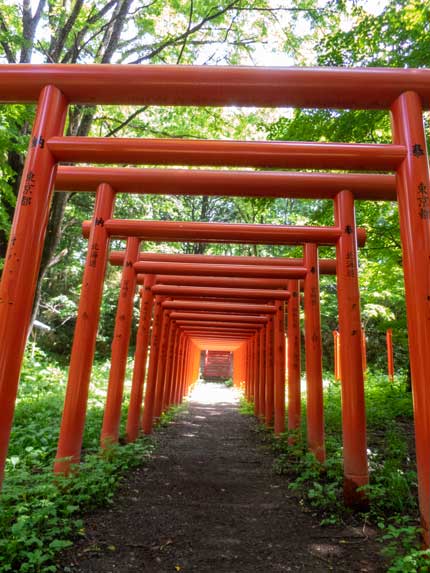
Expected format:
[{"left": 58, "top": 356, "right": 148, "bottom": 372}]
[{"left": 0, "top": 0, "right": 427, "bottom": 371}]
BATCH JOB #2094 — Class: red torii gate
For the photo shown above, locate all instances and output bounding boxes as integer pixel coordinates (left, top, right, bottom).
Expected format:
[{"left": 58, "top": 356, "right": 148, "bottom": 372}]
[
  {"left": 0, "top": 64, "right": 428, "bottom": 541},
  {"left": 80, "top": 216, "right": 363, "bottom": 461},
  {"left": 108, "top": 251, "right": 338, "bottom": 448},
  {"left": 109, "top": 251, "right": 339, "bottom": 446},
  {"left": 79, "top": 220, "right": 343, "bottom": 446}
]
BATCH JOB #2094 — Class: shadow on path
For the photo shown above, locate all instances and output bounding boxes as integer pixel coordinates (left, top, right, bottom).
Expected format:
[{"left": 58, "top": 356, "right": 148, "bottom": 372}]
[{"left": 60, "top": 382, "right": 385, "bottom": 572}]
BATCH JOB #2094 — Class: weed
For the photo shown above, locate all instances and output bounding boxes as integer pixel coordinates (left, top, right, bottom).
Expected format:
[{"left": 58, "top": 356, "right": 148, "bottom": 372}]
[
  {"left": 242, "top": 372, "right": 422, "bottom": 569},
  {"left": 239, "top": 397, "right": 254, "bottom": 416},
  {"left": 156, "top": 403, "right": 187, "bottom": 427},
  {"left": 0, "top": 346, "right": 154, "bottom": 573},
  {"left": 377, "top": 516, "right": 430, "bottom": 572}
]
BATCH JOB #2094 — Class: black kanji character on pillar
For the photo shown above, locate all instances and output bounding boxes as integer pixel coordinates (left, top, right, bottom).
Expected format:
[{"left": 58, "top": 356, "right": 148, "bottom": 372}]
[
  {"left": 31, "top": 136, "right": 45, "bottom": 149},
  {"left": 412, "top": 144, "right": 425, "bottom": 158}
]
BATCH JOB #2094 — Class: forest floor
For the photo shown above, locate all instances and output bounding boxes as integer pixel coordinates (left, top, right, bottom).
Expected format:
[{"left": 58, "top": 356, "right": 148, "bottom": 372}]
[{"left": 59, "top": 382, "right": 386, "bottom": 573}]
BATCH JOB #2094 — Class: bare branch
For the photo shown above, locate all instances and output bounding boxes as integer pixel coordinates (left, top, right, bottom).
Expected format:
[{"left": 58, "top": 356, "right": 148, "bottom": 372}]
[
  {"left": 105, "top": 106, "right": 149, "bottom": 137},
  {"left": 33, "top": 0, "right": 46, "bottom": 23},
  {"left": 100, "top": 0, "right": 133, "bottom": 63},
  {"left": 86, "top": 0, "right": 119, "bottom": 25},
  {"left": 49, "top": 0, "right": 84, "bottom": 61},
  {"left": 61, "top": 18, "right": 111, "bottom": 63},
  {"left": 64, "top": 0, "right": 135, "bottom": 144},
  {"left": 20, "top": 0, "right": 47, "bottom": 63},
  {"left": 127, "top": 0, "right": 242, "bottom": 64},
  {"left": 129, "top": 1, "right": 157, "bottom": 16},
  {"left": 60, "top": 0, "right": 117, "bottom": 62},
  {"left": 0, "top": 13, "right": 16, "bottom": 62},
  {"left": 234, "top": 6, "right": 329, "bottom": 12},
  {"left": 221, "top": 8, "right": 240, "bottom": 44},
  {"left": 186, "top": 36, "right": 263, "bottom": 46},
  {"left": 176, "top": 0, "right": 194, "bottom": 64},
  {"left": 47, "top": 248, "right": 68, "bottom": 269}
]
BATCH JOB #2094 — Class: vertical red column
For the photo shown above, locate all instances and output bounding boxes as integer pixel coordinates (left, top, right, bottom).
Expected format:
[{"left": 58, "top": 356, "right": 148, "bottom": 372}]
[
  {"left": 239, "top": 346, "right": 245, "bottom": 389},
  {"left": 162, "top": 321, "right": 177, "bottom": 411},
  {"left": 233, "top": 350, "right": 238, "bottom": 387},
  {"left": 179, "top": 334, "right": 188, "bottom": 403},
  {"left": 180, "top": 339, "right": 190, "bottom": 399},
  {"left": 235, "top": 348, "right": 240, "bottom": 388},
  {"left": 249, "top": 336, "right": 256, "bottom": 403},
  {"left": 303, "top": 244, "right": 325, "bottom": 462},
  {"left": 265, "top": 319, "right": 274, "bottom": 426},
  {"left": 392, "top": 91, "right": 430, "bottom": 544},
  {"left": 334, "top": 189, "right": 368, "bottom": 506},
  {"left": 333, "top": 331, "right": 339, "bottom": 380},
  {"left": 191, "top": 344, "right": 199, "bottom": 391},
  {"left": 176, "top": 334, "right": 186, "bottom": 403},
  {"left": 55, "top": 184, "right": 115, "bottom": 473},
  {"left": 126, "top": 275, "right": 155, "bottom": 442},
  {"left": 274, "top": 300, "right": 286, "bottom": 434},
  {"left": 101, "top": 237, "right": 140, "bottom": 447},
  {"left": 141, "top": 295, "right": 163, "bottom": 434},
  {"left": 336, "top": 331, "right": 341, "bottom": 381},
  {"left": 361, "top": 329, "right": 367, "bottom": 375},
  {"left": 287, "top": 279, "right": 301, "bottom": 438},
  {"left": 0, "top": 86, "right": 67, "bottom": 485},
  {"left": 245, "top": 343, "right": 251, "bottom": 400},
  {"left": 172, "top": 332, "right": 185, "bottom": 405},
  {"left": 259, "top": 327, "right": 266, "bottom": 419},
  {"left": 253, "top": 333, "right": 260, "bottom": 416},
  {"left": 153, "top": 309, "right": 170, "bottom": 419},
  {"left": 168, "top": 322, "right": 180, "bottom": 407},
  {"left": 386, "top": 329, "right": 394, "bottom": 382}
]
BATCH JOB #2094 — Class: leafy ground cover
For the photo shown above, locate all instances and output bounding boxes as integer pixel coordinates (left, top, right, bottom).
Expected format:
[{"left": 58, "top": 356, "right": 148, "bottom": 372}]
[
  {"left": 3, "top": 349, "right": 426, "bottom": 572},
  {"left": 241, "top": 372, "right": 429, "bottom": 572},
  {"left": 0, "top": 345, "right": 153, "bottom": 573}
]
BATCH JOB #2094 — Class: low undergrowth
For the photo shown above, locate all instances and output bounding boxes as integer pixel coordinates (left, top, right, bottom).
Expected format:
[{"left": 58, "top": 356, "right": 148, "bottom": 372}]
[
  {"left": 0, "top": 345, "right": 153, "bottom": 573},
  {"left": 242, "top": 372, "right": 429, "bottom": 572},
  {"left": 156, "top": 403, "right": 187, "bottom": 427}
]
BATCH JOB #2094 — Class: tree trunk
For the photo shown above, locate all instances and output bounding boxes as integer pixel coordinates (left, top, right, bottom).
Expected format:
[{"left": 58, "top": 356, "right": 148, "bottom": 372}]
[
  {"left": 192, "top": 196, "right": 209, "bottom": 255},
  {"left": 27, "top": 0, "right": 133, "bottom": 335},
  {"left": 28, "top": 191, "right": 70, "bottom": 337}
]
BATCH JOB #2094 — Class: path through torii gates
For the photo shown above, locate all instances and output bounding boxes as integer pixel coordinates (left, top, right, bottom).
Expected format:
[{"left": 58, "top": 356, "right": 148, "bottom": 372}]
[{"left": 0, "top": 65, "right": 429, "bottom": 544}]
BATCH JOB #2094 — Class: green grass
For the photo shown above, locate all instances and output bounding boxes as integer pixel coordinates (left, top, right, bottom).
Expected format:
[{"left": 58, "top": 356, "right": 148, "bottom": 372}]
[
  {"left": 0, "top": 345, "right": 154, "bottom": 573},
  {"left": 239, "top": 397, "right": 255, "bottom": 416},
  {"left": 242, "top": 372, "right": 429, "bottom": 571},
  {"left": 3, "top": 351, "right": 427, "bottom": 572}
]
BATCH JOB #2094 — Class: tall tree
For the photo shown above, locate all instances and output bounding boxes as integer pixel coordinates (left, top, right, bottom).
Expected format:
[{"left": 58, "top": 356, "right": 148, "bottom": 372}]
[
  {"left": 264, "top": 0, "right": 430, "bottom": 368},
  {"left": 0, "top": 0, "right": 304, "bottom": 331}
]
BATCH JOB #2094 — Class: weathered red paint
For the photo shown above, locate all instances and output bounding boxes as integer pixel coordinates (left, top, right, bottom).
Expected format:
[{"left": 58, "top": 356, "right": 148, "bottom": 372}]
[
  {"left": 54, "top": 184, "right": 115, "bottom": 474},
  {"left": 101, "top": 237, "right": 140, "bottom": 447},
  {"left": 287, "top": 280, "right": 301, "bottom": 440},
  {"left": 141, "top": 296, "right": 163, "bottom": 434},
  {"left": 273, "top": 300, "right": 286, "bottom": 435},
  {"left": 2, "top": 64, "right": 430, "bottom": 109},
  {"left": 0, "top": 86, "right": 67, "bottom": 486},
  {"left": 386, "top": 329, "right": 394, "bottom": 382},
  {"left": 49, "top": 136, "right": 405, "bottom": 171},
  {"left": 82, "top": 219, "right": 367, "bottom": 247},
  {"left": 392, "top": 91, "right": 430, "bottom": 544},
  {"left": 303, "top": 244, "right": 325, "bottom": 463},
  {"left": 334, "top": 190, "right": 369, "bottom": 507},
  {"left": 126, "top": 275, "right": 156, "bottom": 442}
]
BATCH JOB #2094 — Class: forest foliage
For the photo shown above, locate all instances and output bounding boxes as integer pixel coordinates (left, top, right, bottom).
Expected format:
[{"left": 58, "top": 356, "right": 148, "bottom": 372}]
[
  {"left": 0, "top": 2, "right": 428, "bottom": 571},
  {"left": 0, "top": 0, "right": 427, "bottom": 368}
]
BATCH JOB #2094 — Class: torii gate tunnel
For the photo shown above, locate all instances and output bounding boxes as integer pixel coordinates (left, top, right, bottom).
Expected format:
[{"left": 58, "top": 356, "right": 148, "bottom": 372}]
[{"left": 0, "top": 65, "right": 429, "bottom": 543}]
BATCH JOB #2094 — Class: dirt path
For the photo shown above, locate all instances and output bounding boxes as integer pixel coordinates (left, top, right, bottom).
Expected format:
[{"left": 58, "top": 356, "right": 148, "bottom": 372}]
[{"left": 60, "top": 383, "right": 385, "bottom": 572}]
